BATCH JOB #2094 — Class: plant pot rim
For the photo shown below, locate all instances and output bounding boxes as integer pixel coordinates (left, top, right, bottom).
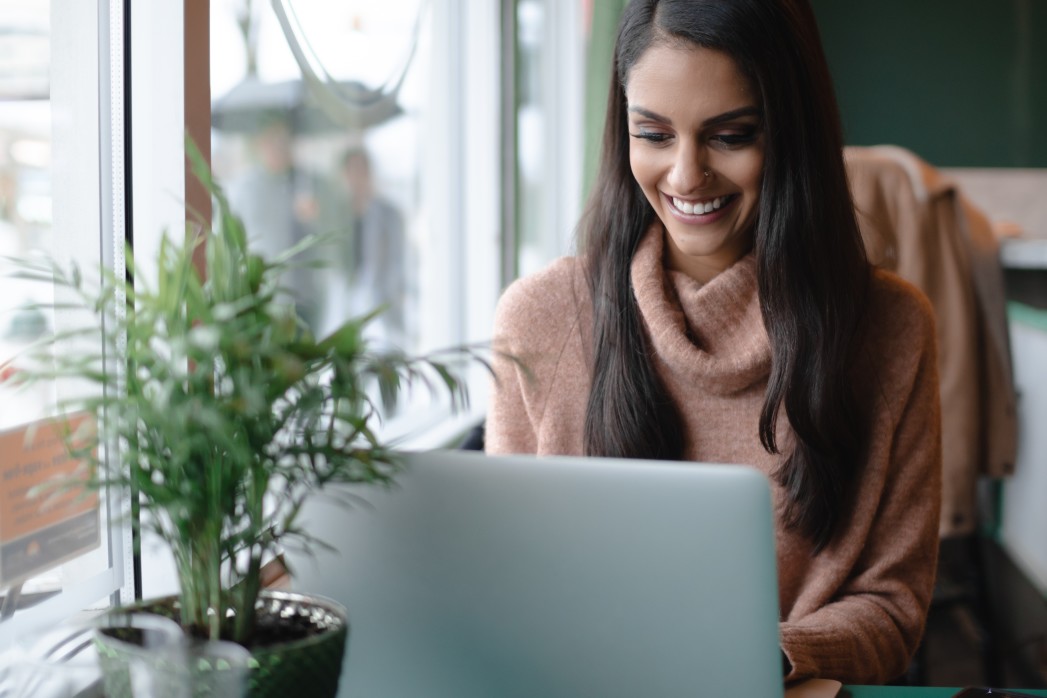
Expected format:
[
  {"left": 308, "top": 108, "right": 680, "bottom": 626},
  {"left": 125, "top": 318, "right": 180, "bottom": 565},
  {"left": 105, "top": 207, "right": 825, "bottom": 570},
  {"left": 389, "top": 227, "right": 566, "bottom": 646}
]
[
  {"left": 109, "top": 588, "right": 349, "bottom": 655},
  {"left": 250, "top": 589, "right": 348, "bottom": 657}
]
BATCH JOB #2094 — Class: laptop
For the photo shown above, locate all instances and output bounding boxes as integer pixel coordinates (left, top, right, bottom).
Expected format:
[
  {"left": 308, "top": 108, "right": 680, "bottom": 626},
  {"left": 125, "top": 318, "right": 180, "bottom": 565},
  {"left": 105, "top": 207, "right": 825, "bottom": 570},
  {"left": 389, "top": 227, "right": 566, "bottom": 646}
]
[{"left": 287, "top": 450, "right": 785, "bottom": 698}]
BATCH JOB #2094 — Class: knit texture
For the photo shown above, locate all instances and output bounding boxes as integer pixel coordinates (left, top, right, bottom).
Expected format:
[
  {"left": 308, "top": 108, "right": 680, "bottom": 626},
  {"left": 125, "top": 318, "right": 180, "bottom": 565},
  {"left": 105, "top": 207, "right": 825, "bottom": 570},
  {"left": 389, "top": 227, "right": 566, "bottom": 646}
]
[{"left": 487, "top": 224, "right": 942, "bottom": 684}]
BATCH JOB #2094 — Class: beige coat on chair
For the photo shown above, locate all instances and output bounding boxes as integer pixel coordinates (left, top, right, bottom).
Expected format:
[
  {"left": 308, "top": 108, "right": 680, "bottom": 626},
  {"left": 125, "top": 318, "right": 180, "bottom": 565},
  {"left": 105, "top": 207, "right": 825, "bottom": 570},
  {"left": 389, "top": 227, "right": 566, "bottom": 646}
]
[{"left": 845, "top": 145, "right": 1018, "bottom": 537}]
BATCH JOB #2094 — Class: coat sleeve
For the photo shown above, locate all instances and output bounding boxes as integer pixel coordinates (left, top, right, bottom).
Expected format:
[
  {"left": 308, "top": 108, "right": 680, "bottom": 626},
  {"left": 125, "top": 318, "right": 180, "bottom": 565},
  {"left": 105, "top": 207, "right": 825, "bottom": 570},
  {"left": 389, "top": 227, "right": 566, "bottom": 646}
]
[{"left": 780, "top": 292, "right": 943, "bottom": 684}]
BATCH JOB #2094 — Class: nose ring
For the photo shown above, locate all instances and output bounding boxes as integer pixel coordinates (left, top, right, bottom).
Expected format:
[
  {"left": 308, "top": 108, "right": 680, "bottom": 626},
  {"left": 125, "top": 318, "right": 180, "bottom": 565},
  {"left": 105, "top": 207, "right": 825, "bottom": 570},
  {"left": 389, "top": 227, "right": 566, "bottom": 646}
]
[{"left": 703, "top": 169, "right": 712, "bottom": 178}]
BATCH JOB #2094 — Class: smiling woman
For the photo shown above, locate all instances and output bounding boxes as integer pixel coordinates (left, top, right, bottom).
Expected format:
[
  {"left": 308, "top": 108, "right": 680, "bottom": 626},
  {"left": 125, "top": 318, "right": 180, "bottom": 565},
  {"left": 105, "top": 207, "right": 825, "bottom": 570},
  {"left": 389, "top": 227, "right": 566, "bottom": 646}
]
[
  {"left": 625, "top": 44, "right": 764, "bottom": 283},
  {"left": 486, "top": 0, "right": 943, "bottom": 686}
]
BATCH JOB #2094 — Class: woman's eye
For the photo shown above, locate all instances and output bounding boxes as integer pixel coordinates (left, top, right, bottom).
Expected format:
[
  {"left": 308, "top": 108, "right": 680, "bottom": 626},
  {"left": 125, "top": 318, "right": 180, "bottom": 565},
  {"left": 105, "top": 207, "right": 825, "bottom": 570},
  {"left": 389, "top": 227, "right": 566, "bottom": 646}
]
[
  {"left": 630, "top": 131, "right": 671, "bottom": 144},
  {"left": 710, "top": 129, "right": 758, "bottom": 148}
]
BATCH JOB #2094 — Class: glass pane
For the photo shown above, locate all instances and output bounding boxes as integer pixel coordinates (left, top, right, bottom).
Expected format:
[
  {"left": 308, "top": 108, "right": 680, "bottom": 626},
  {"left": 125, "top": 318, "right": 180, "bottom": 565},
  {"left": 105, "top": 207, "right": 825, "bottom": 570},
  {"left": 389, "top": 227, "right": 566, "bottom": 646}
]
[
  {"left": 210, "top": 0, "right": 427, "bottom": 352},
  {"left": 0, "top": 2, "right": 52, "bottom": 429},
  {"left": 205, "top": 1, "right": 505, "bottom": 457},
  {"left": 513, "top": 0, "right": 585, "bottom": 278},
  {"left": 515, "top": 0, "right": 549, "bottom": 277},
  {"left": 0, "top": 0, "right": 126, "bottom": 645}
]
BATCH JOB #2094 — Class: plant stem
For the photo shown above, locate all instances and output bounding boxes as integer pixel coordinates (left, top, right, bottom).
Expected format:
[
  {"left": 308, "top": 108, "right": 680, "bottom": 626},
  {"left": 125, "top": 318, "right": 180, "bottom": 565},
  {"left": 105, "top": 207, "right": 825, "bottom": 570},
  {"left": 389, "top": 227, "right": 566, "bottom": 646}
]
[{"left": 235, "top": 548, "right": 262, "bottom": 644}]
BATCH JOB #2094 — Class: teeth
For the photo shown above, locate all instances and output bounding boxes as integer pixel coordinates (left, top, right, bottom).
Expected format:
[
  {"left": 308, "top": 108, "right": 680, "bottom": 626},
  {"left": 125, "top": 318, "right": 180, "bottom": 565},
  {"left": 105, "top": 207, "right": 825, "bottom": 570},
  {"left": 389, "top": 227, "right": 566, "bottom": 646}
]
[{"left": 673, "top": 196, "right": 726, "bottom": 215}]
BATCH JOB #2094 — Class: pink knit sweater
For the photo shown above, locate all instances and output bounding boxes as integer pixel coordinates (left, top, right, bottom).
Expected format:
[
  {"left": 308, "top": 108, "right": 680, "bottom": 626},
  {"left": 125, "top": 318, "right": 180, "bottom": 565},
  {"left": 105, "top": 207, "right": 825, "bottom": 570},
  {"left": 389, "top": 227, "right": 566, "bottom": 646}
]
[{"left": 486, "top": 225, "right": 942, "bottom": 684}]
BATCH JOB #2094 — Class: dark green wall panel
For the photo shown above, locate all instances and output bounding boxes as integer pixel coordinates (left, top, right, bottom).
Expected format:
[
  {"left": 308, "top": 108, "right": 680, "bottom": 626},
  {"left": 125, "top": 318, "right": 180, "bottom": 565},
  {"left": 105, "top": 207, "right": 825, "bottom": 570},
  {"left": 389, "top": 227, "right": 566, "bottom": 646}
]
[{"left": 811, "top": 0, "right": 1046, "bottom": 167}]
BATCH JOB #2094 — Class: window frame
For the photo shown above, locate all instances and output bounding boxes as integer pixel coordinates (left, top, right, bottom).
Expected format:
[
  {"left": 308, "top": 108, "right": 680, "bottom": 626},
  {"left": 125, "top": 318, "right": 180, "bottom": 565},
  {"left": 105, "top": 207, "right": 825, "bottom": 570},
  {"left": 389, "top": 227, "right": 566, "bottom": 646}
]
[{"left": 0, "top": 0, "right": 136, "bottom": 652}]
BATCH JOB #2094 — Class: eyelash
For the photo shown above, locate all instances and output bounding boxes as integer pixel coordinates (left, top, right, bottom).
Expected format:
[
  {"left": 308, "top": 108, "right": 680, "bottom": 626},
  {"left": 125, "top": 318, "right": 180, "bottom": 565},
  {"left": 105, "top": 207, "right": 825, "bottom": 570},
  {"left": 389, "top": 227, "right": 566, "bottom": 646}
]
[
  {"left": 630, "top": 131, "right": 671, "bottom": 143},
  {"left": 712, "top": 131, "right": 757, "bottom": 147},
  {"left": 629, "top": 129, "right": 759, "bottom": 148}
]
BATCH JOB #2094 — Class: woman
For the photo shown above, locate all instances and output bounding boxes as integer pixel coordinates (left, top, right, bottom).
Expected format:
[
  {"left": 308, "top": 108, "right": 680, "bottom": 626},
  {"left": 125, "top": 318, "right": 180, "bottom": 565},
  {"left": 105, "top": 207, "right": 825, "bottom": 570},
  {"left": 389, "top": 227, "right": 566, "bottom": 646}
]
[{"left": 486, "top": 0, "right": 942, "bottom": 685}]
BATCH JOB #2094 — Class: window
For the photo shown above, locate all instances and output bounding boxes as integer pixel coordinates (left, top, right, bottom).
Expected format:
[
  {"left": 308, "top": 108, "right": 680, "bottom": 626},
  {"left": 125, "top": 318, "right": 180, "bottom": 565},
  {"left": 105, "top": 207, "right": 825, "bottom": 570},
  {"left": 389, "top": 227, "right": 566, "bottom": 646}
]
[
  {"left": 512, "top": 0, "right": 585, "bottom": 278},
  {"left": 0, "top": 0, "right": 589, "bottom": 625},
  {"left": 204, "top": 0, "right": 504, "bottom": 450},
  {"left": 0, "top": 0, "right": 134, "bottom": 652}
]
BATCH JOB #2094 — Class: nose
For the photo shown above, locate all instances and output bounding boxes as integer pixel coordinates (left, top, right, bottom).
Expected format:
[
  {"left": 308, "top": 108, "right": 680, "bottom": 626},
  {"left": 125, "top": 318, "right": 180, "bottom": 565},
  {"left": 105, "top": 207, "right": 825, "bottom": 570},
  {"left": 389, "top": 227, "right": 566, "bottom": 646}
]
[{"left": 666, "top": 142, "right": 709, "bottom": 195}]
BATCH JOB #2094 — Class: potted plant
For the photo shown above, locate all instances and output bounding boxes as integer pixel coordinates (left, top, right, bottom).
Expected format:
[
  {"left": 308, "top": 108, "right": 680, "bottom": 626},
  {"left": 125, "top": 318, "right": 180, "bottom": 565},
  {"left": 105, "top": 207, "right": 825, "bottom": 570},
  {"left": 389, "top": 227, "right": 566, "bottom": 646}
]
[{"left": 11, "top": 139, "right": 481, "bottom": 697}]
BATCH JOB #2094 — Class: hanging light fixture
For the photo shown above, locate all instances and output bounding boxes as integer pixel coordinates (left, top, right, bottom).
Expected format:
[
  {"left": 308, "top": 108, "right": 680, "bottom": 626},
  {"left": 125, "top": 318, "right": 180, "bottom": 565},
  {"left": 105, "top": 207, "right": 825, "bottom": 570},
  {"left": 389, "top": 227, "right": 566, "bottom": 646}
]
[{"left": 269, "top": 0, "right": 427, "bottom": 131}]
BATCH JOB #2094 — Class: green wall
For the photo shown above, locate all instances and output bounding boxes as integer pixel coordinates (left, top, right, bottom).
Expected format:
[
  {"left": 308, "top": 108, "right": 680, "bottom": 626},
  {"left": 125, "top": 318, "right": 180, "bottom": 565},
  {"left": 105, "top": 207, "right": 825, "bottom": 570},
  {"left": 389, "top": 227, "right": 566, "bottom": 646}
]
[{"left": 811, "top": 0, "right": 1047, "bottom": 168}]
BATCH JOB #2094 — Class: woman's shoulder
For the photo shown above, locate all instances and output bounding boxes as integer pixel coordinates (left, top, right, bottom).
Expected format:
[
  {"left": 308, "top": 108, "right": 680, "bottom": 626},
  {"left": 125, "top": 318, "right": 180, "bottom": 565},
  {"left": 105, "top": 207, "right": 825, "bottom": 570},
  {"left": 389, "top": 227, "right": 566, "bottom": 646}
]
[
  {"left": 866, "top": 268, "right": 936, "bottom": 340},
  {"left": 492, "top": 256, "right": 590, "bottom": 390},
  {"left": 859, "top": 268, "right": 938, "bottom": 381},
  {"left": 493, "top": 256, "right": 587, "bottom": 338}
]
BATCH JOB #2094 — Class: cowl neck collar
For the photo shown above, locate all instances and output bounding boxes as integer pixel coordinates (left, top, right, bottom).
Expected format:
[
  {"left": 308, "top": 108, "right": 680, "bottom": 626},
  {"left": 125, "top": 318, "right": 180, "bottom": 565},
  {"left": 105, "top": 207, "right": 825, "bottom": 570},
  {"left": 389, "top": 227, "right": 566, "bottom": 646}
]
[{"left": 630, "top": 224, "right": 771, "bottom": 394}]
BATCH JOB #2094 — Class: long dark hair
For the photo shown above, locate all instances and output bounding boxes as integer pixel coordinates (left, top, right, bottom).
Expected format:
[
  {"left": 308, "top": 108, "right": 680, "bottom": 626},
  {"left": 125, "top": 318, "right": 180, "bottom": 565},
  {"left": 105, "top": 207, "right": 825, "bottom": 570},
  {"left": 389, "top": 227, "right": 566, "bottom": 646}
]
[{"left": 580, "top": 0, "right": 870, "bottom": 551}]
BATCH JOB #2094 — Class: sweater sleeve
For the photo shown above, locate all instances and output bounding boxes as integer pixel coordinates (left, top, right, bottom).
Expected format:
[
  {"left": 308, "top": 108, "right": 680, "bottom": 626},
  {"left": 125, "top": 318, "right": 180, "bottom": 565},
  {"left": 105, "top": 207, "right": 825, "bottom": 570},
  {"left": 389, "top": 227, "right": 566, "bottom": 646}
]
[
  {"left": 484, "top": 257, "right": 588, "bottom": 455},
  {"left": 780, "top": 294, "right": 943, "bottom": 684},
  {"left": 485, "top": 277, "right": 539, "bottom": 455}
]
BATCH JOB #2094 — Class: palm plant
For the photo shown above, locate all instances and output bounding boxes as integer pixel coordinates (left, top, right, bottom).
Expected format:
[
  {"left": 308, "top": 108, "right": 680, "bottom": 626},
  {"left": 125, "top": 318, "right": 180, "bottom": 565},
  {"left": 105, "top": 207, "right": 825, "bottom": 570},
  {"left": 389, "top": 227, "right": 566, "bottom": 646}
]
[{"left": 11, "top": 138, "right": 479, "bottom": 647}]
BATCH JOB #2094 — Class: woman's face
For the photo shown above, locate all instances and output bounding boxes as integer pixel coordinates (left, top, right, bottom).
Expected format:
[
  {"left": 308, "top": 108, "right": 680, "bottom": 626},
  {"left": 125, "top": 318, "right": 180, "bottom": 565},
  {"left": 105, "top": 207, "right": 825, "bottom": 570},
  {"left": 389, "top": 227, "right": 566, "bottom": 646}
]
[{"left": 626, "top": 43, "right": 764, "bottom": 283}]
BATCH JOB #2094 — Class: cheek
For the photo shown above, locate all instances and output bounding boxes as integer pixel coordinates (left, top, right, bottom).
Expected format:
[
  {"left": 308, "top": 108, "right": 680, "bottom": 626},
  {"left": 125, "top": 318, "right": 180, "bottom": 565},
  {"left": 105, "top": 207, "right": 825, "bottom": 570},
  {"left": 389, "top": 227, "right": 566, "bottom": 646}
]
[
  {"left": 737, "top": 150, "right": 765, "bottom": 194},
  {"left": 715, "top": 154, "right": 763, "bottom": 205},
  {"left": 629, "top": 148, "right": 659, "bottom": 197},
  {"left": 628, "top": 146, "right": 643, "bottom": 184}
]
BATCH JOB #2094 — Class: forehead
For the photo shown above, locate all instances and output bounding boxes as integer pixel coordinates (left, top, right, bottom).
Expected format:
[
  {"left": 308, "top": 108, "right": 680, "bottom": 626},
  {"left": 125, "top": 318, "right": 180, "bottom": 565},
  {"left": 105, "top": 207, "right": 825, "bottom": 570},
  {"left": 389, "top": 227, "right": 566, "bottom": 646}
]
[{"left": 625, "top": 43, "right": 758, "bottom": 119}]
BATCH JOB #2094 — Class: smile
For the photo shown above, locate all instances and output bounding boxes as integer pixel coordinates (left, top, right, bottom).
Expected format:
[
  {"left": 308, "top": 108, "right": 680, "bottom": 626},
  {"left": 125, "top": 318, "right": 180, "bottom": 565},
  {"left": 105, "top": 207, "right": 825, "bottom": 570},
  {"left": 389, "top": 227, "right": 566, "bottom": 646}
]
[{"left": 668, "top": 194, "right": 735, "bottom": 216}]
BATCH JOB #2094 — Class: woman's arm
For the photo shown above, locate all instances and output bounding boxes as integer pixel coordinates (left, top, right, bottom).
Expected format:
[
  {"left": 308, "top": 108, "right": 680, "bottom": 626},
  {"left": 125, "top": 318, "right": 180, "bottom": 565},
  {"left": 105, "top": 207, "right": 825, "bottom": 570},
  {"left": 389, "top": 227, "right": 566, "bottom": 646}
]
[
  {"left": 485, "top": 276, "right": 541, "bottom": 455},
  {"left": 780, "top": 285, "right": 943, "bottom": 684},
  {"left": 484, "top": 257, "right": 588, "bottom": 456},
  {"left": 485, "top": 343, "right": 538, "bottom": 454}
]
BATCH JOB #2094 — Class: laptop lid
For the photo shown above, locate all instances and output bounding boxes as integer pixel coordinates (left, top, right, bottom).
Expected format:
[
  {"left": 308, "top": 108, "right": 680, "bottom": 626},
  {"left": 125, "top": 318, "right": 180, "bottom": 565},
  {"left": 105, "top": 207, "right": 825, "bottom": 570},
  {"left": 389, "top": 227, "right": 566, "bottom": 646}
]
[{"left": 288, "top": 450, "right": 784, "bottom": 698}]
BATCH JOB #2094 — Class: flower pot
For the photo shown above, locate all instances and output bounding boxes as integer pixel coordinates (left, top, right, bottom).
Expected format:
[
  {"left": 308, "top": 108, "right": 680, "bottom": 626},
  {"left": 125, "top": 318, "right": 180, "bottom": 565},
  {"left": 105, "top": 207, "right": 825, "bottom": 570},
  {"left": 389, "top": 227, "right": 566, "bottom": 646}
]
[
  {"left": 247, "top": 591, "right": 349, "bottom": 698},
  {"left": 94, "top": 590, "right": 349, "bottom": 698}
]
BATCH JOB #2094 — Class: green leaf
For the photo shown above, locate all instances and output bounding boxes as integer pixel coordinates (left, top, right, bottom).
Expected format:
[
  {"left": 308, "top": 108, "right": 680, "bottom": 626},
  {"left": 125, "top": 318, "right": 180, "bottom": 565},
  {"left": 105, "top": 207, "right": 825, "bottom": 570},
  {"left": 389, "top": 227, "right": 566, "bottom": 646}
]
[{"left": 4, "top": 134, "right": 495, "bottom": 647}]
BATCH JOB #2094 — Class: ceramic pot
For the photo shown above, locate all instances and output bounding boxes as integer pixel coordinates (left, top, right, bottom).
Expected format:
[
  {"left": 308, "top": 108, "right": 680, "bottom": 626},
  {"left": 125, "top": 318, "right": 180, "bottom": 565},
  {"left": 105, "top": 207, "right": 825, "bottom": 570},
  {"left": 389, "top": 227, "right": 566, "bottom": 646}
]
[{"left": 246, "top": 591, "right": 349, "bottom": 698}]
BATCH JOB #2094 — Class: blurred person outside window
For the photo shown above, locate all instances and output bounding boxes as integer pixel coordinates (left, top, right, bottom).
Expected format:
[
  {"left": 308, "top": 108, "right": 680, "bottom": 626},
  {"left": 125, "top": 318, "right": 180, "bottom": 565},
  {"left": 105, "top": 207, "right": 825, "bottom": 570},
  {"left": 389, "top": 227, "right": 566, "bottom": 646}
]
[
  {"left": 321, "top": 145, "right": 409, "bottom": 348},
  {"left": 225, "top": 114, "right": 335, "bottom": 329}
]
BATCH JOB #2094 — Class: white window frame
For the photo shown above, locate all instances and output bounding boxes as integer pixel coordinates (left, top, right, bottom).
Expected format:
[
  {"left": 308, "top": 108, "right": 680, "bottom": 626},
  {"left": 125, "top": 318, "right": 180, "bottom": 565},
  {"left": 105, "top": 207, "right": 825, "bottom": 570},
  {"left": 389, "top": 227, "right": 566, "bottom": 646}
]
[{"left": 0, "top": 0, "right": 135, "bottom": 651}]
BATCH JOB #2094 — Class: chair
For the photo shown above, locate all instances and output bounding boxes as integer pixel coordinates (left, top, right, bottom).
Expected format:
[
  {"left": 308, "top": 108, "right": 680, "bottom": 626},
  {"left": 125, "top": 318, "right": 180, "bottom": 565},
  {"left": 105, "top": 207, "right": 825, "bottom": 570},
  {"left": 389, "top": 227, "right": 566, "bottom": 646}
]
[
  {"left": 845, "top": 145, "right": 1019, "bottom": 686},
  {"left": 455, "top": 420, "right": 486, "bottom": 451}
]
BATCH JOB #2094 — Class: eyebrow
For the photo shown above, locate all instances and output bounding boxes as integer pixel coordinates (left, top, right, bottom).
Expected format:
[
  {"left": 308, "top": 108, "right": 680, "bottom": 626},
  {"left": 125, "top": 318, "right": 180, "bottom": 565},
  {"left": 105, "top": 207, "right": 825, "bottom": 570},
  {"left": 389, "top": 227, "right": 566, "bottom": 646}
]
[{"left": 627, "top": 105, "right": 762, "bottom": 127}]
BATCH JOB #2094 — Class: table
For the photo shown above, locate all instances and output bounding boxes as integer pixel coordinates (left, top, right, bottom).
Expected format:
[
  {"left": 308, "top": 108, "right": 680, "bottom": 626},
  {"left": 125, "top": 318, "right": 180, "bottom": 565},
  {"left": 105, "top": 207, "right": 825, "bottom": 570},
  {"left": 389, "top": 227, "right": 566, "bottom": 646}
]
[{"left": 842, "top": 688, "right": 1047, "bottom": 698}]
